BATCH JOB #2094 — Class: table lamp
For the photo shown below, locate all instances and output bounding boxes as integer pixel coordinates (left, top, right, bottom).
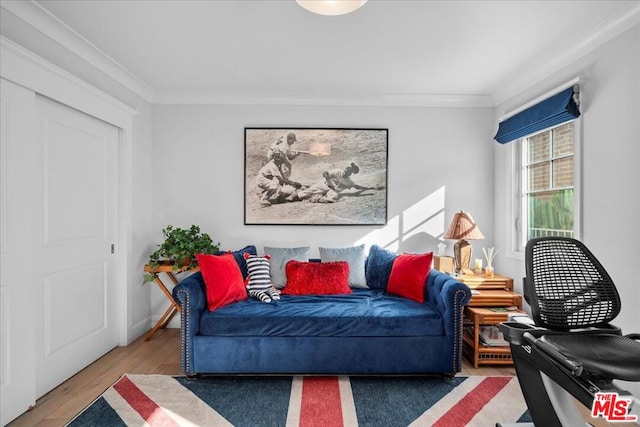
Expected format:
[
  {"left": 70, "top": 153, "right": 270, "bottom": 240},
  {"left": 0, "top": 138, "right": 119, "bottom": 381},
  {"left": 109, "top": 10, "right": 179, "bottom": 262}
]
[{"left": 443, "top": 211, "right": 484, "bottom": 274}]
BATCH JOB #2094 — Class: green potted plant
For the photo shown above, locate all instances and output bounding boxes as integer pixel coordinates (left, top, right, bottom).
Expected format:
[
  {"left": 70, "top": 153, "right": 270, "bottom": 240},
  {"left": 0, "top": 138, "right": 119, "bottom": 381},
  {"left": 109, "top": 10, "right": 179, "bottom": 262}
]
[{"left": 143, "top": 225, "right": 219, "bottom": 283}]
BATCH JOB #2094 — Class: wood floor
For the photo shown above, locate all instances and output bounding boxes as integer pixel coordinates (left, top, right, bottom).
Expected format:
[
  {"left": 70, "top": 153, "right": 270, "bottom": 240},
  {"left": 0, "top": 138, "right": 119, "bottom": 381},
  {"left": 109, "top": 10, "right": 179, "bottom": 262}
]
[{"left": 8, "top": 328, "right": 515, "bottom": 426}]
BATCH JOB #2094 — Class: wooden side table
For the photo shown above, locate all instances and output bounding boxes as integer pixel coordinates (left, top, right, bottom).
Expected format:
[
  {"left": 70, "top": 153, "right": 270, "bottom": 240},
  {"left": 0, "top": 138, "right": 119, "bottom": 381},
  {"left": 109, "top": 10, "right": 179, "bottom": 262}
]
[
  {"left": 467, "top": 289, "right": 522, "bottom": 308},
  {"left": 457, "top": 271, "right": 514, "bottom": 291},
  {"left": 463, "top": 306, "right": 524, "bottom": 368},
  {"left": 144, "top": 262, "right": 197, "bottom": 341},
  {"left": 458, "top": 272, "right": 524, "bottom": 367}
]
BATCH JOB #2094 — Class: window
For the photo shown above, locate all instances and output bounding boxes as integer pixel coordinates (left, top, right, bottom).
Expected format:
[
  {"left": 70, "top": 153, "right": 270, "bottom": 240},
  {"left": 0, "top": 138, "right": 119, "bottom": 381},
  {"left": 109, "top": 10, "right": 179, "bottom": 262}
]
[{"left": 512, "top": 120, "right": 580, "bottom": 251}]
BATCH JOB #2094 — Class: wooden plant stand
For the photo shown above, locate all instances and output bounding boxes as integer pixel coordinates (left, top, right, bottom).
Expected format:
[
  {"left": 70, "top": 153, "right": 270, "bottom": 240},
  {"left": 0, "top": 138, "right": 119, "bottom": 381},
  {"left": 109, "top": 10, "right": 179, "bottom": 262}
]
[{"left": 143, "top": 262, "right": 197, "bottom": 341}]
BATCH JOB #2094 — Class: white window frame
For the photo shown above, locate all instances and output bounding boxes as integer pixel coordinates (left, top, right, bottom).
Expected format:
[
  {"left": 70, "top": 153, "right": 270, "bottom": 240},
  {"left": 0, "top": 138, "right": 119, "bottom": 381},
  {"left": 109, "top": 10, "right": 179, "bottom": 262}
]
[{"left": 508, "top": 118, "right": 582, "bottom": 259}]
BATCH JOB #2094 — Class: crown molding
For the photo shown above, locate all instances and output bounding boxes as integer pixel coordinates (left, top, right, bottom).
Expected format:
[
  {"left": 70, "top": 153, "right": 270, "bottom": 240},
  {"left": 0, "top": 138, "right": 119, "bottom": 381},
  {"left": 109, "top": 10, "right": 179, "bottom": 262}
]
[
  {"left": 492, "top": 2, "right": 640, "bottom": 106},
  {"left": 1, "top": 36, "right": 138, "bottom": 124},
  {"left": 2, "top": 0, "right": 154, "bottom": 103},
  {"left": 153, "top": 91, "right": 494, "bottom": 108}
]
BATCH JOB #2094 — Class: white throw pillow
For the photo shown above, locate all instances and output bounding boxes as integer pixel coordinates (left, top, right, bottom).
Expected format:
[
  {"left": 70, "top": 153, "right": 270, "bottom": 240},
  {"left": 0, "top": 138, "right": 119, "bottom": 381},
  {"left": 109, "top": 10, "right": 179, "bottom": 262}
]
[
  {"left": 264, "top": 246, "right": 311, "bottom": 289},
  {"left": 319, "top": 244, "right": 368, "bottom": 289}
]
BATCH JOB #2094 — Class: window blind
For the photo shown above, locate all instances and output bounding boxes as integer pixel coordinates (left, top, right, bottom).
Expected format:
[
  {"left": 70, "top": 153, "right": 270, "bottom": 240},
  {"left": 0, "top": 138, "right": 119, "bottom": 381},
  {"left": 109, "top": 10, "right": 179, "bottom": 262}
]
[{"left": 494, "top": 86, "right": 580, "bottom": 144}]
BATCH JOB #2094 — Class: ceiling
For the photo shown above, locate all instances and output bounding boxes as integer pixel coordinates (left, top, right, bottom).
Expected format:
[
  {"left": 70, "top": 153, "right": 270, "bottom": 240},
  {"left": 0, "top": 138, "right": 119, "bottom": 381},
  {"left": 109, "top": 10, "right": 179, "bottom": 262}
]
[{"left": 22, "top": 0, "right": 640, "bottom": 105}]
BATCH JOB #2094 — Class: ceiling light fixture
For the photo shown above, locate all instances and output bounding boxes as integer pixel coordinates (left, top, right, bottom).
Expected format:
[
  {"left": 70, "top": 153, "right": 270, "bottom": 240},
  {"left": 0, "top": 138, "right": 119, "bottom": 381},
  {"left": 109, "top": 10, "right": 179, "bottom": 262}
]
[{"left": 296, "top": 0, "right": 367, "bottom": 16}]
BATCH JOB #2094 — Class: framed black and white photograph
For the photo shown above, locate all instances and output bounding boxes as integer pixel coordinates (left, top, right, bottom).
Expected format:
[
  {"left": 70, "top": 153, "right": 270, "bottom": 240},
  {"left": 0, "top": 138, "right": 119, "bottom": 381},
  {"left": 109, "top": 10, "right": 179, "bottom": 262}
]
[{"left": 245, "top": 128, "right": 388, "bottom": 225}]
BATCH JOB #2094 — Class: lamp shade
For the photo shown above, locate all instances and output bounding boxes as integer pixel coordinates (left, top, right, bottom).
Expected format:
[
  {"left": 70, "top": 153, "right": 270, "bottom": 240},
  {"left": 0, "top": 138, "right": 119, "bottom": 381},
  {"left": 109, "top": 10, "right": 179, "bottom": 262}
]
[
  {"left": 296, "top": 0, "right": 367, "bottom": 16},
  {"left": 443, "top": 211, "right": 484, "bottom": 240}
]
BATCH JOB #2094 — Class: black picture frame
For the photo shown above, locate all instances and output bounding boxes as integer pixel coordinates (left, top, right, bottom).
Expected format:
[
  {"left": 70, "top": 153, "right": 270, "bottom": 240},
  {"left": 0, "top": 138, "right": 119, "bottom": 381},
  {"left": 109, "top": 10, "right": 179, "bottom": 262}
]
[{"left": 244, "top": 127, "right": 388, "bottom": 225}]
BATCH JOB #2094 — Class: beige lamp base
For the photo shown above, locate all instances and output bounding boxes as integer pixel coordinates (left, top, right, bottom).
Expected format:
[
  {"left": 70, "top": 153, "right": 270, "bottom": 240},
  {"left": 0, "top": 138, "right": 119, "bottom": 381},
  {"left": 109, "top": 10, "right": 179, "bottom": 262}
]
[{"left": 453, "top": 239, "right": 472, "bottom": 274}]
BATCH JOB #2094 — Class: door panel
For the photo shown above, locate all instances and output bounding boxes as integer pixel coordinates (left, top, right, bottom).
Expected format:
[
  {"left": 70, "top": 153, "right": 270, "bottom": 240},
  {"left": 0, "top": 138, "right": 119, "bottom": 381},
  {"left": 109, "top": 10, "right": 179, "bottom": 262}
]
[
  {"left": 44, "top": 262, "right": 107, "bottom": 355},
  {"left": 35, "top": 95, "right": 119, "bottom": 397},
  {"left": 45, "top": 119, "right": 107, "bottom": 243}
]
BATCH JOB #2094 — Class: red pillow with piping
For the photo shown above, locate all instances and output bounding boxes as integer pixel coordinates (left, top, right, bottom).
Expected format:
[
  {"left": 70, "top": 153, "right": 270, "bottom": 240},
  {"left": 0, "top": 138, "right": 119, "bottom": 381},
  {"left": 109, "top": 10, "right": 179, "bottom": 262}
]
[
  {"left": 282, "top": 261, "right": 352, "bottom": 295},
  {"left": 386, "top": 252, "right": 433, "bottom": 303},
  {"left": 196, "top": 253, "right": 247, "bottom": 311}
]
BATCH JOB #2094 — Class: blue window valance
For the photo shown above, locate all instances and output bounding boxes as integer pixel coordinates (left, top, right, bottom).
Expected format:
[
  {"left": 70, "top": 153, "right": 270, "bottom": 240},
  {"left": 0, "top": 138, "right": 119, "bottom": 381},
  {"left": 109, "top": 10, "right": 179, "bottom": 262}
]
[{"left": 494, "top": 86, "right": 580, "bottom": 144}]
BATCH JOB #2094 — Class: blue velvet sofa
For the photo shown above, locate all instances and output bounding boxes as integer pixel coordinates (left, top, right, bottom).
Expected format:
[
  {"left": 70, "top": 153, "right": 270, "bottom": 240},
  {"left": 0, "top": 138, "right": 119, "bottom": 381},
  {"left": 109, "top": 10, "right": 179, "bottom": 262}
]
[{"left": 172, "top": 247, "right": 471, "bottom": 378}]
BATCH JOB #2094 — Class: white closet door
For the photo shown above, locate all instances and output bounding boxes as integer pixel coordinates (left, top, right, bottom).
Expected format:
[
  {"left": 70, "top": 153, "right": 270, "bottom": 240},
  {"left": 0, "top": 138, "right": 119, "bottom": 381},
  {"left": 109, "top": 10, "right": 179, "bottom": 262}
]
[
  {"left": 0, "top": 78, "right": 37, "bottom": 426},
  {"left": 34, "top": 95, "right": 119, "bottom": 397}
]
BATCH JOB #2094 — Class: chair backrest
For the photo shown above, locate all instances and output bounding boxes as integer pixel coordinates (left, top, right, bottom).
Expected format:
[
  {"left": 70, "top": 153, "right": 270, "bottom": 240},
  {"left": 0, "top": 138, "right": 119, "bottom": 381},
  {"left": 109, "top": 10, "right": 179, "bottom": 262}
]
[{"left": 525, "top": 237, "right": 621, "bottom": 330}]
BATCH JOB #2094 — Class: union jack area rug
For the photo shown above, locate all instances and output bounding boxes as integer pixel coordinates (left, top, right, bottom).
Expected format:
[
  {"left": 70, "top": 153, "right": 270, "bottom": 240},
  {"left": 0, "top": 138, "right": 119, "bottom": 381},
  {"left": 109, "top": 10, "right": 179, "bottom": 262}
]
[{"left": 67, "top": 375, "right": 531, "bottom": 426}]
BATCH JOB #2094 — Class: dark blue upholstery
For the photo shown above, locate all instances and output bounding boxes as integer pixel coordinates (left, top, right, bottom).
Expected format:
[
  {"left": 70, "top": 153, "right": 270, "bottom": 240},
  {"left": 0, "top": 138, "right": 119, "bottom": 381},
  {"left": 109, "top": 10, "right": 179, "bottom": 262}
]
[
  {"left": 173, "top": 267, "right": 471, "bottom": 376},
  {"left": 199, "top": 290, "right": 443, "bottom": 337}
]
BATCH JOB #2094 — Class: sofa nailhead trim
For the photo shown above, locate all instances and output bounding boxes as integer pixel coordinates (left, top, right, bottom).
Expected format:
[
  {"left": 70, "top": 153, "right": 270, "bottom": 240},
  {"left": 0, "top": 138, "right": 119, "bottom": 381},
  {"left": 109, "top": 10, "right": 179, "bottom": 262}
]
[
  {"left": 452, "top": 288, "right": 466, "bottom": 373},
  {"left": 175, "top": 288, "right": 191, "bottom": 375}
]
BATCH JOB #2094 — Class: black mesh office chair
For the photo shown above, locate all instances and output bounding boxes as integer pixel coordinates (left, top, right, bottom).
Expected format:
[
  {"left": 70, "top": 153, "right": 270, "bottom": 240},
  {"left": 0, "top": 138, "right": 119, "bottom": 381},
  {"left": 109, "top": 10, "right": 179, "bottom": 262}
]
[{"left": 499, "top": 237, "right": 640, "bottom": 427}]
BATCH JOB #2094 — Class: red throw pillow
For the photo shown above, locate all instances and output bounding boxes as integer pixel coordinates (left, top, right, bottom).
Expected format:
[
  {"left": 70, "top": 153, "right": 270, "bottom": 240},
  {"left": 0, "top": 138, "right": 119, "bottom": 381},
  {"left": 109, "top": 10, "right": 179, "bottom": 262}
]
[
  {"left": 282, "top": 261, "right": 352, "bottom": 295},
  {"left": 386, "top": 252, "right": 433, "bottom": 303},
  {"left": 196, "top": 253, "right": 247, "bottom": 311}
]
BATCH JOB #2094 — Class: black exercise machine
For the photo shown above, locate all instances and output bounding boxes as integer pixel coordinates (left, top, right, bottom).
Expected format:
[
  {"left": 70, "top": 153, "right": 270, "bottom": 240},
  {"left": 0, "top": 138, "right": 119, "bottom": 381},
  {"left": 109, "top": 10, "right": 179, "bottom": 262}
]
[{"left": 498, "top": 237, "right": 640, "bottom": 426}]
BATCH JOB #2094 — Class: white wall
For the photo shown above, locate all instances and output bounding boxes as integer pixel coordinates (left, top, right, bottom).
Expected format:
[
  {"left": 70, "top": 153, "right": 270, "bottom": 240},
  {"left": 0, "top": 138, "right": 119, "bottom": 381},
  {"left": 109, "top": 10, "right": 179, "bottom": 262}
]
[
  {"left": 150, "top": 104, "right": 495, "bottom": 319},
  {"left": 494, "top": 24, "right": 640, "bottom": 394},
  {"left": 151, "top": 105, "right": 496, "bottom": 252}
]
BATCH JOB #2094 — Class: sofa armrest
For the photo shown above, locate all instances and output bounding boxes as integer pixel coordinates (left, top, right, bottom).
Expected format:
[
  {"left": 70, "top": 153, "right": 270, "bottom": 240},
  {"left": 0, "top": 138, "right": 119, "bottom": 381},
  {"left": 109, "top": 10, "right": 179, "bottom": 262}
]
[
  {"left": 426, "top": 269, "right": 472, "bottom": 371},
  {"left": 172, "top": 271, "right": 207, "bottom": 375},
  {"left": 427, "top": 269, "right": 471, "bottom": 334}
]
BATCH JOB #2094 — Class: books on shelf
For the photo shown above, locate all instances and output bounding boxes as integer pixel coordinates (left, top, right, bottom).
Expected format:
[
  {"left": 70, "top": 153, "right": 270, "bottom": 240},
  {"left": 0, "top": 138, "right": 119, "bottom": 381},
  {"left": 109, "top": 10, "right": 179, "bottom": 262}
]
[
  {"left": 478, "top": 325, "right": 509, "bottom": 347},
  {"left": 487, "top": 306, "right": 519, "bottom": 312},
  {"left": 508, "top": 312, "right": 535, "bottom": 325}
]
